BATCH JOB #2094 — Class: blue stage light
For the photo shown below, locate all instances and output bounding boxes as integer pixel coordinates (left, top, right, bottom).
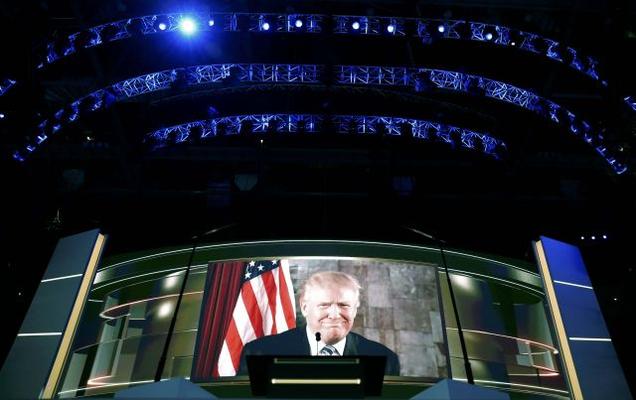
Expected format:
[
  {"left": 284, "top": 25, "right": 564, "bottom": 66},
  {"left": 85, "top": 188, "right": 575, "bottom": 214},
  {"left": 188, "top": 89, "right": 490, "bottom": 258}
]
[
  {"left": 387, "top": 24, "right": 395, "bottom": 33},
  {"left": 158, "top": 22, "right": 167, "bottom": 31},
  {"left": 261, "top": 21, "right": 270, "bottom": 31},
  {"left": 352, "top": 21, "right": 360, "bottom": 30},
  {"left": 295, "top": 19, "right": 303, "bottom": 28},
  {"left": 179, "top": 18, "right": 197, "bottom": 35}
]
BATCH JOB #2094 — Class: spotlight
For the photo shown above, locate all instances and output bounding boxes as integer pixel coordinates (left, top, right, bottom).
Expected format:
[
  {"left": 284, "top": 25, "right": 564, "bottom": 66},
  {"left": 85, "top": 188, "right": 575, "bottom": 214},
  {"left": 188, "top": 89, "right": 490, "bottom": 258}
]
[
  {"left": 387, "top": 24, "right": 395, "bottom": 33},
  {"left": 261, "top": 21, "right": 270, "bottom": 31},
  {"left": 179, "top": 17, "right": 197, "bottom": 35},
  {"left": 0, "top": 113, "right": 5, "bottom": 119},
  {"left": 603, "top": 234, "right": 608, "bottom": 239},
  {"left": 295, "top": 19, "right": 303, "bottom": 28},
  {"left": 508, "top": 30, "right": 522, "bottom": 47},
  {"left": 352, "top": 21, "right": 360, "bottom": 30},
  {"left": 591, "top": 235, "right": 596, "bottom": 240},
  {"left": 158, "top": 302, "right": 172, "bottom": 318},
  {"left": 483, "top": 25, "right": 498, "bottom": 41},
  {"left": 580, "top": 236, "right": 585, "bottom": 240},
  {"left": 154, "top": 15, "right": 170, "bottom": 32},
  {"left": 208, "top": 19, "right": 215, "bottom": 27},
  {"left": 437, "top": 24, "right": 445, "bottom": 34}
]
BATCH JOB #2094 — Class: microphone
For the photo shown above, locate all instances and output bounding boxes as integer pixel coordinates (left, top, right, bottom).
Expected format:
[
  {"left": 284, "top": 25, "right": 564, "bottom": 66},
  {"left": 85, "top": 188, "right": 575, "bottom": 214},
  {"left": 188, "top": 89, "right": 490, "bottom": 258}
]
[{"left": 315, "top": 332, "right": 321, "bottom": 356}]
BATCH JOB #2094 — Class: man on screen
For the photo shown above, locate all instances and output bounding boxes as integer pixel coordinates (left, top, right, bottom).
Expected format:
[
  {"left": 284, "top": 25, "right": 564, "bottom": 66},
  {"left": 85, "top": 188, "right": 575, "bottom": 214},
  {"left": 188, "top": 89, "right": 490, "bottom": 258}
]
[{"left": 238, "top": 271, "right": 400, "bottom": 375}]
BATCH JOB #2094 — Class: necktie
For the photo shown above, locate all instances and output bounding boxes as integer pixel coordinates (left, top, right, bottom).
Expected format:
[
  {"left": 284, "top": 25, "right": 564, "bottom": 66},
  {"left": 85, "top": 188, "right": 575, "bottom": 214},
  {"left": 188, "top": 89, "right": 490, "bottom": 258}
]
[{"left": 319, "top": 345, "right": 339, "bottom": 356}]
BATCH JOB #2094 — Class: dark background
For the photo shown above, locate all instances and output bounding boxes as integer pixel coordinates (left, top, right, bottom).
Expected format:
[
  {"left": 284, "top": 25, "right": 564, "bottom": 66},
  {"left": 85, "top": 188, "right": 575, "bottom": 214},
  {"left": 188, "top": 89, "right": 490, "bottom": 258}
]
[{"left": 1, "top": 0, "right": 634, "bottom": 396}]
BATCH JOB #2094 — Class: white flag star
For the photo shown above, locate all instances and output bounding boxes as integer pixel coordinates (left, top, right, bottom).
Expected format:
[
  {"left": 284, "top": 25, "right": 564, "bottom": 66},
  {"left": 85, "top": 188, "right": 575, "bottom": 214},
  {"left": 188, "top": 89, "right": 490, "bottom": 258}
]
[
  {"left": 257, "top": 265, "right": 265, "bottom": 271},
  {"left": 249, "top": 261, "right": 256, "bottom": 267},
  {"left": 244, "top": 272, "right": 252, "bottom": 279}
]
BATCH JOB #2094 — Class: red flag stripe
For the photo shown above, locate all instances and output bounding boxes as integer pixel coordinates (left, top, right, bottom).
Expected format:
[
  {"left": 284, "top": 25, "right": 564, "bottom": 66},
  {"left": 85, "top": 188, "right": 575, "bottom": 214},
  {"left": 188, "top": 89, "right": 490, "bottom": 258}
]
[
  {"left": 241, "top": 281, "right": 265, "bottom": 338},
  {"left": 261, "top": 270, "right": 279, "bottom": 334},
  {"left": 278, "top": 265, "right": 296, "bottom": 328},
  {"left": 224, "top": 319, "right": 243, "bottom": 373}
]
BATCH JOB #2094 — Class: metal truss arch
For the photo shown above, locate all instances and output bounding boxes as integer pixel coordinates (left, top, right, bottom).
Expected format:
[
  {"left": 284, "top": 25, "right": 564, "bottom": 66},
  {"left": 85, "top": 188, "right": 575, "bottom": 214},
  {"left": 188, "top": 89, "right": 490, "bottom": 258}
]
[
  {"left": 38, "top": 12, "right": 606, "bottom": 87},
  {"left": 14, "top": 64, "right": 626, "bottom": 174},
  {"left": 0, "top": 78, "right": 17, "bottom": 97},
  {"left": 146, "top": 113, "right": 505, "bottom": 159}
]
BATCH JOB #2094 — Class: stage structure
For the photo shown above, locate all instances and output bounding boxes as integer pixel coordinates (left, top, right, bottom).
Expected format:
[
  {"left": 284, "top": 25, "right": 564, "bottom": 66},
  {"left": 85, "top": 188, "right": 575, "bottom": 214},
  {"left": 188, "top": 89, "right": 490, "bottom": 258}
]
[{"left": 2, "top": 231, "right": 611, "bottom": 399}]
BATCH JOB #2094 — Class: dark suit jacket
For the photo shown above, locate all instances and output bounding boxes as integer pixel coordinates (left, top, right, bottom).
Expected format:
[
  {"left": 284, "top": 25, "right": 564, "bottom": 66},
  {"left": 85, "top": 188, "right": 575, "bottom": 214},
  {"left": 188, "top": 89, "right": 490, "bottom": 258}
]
[{"left": 238, "top": 326, "right": 400, "bottom": 376}]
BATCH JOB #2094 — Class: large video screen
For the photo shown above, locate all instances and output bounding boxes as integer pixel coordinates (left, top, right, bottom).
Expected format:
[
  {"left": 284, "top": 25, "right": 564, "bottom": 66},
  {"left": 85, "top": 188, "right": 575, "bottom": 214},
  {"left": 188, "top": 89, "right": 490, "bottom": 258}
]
[{"left": 191, "top": 257, "right": 448, "bottom": 380}]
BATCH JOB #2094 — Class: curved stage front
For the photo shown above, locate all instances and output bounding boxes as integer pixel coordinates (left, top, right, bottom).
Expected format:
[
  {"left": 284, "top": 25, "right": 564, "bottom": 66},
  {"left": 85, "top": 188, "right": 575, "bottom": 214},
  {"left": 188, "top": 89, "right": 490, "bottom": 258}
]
[{"left": 57, "top": 240, "right": 569, "bottom": 399}]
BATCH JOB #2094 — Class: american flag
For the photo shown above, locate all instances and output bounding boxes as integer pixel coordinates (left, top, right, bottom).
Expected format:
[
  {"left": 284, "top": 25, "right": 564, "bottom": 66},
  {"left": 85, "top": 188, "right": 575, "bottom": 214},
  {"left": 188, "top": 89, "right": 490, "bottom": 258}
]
[{"left": 215, "top": 259, "right": 296, "bottom": 376}]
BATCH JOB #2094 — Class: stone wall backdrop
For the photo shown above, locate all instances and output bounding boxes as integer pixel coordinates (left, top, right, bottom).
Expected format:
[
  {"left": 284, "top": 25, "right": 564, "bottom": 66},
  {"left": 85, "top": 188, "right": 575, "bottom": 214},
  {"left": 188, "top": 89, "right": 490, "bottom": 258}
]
[{"left": 287, "top": 258, "right": 447, "bottom": 378}]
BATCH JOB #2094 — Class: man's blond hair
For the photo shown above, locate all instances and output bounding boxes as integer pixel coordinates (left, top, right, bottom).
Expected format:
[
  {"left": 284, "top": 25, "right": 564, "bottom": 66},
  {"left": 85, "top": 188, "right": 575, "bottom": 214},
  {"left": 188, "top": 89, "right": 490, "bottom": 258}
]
[{"left": 299, "top": 271, "right": 361, "bottom": 304}]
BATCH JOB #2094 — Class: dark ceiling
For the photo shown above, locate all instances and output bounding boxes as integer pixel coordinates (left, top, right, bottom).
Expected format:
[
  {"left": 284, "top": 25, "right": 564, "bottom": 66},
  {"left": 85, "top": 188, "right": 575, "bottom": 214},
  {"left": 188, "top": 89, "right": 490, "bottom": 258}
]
[{"left": 1, "top": 0, "right": 635, "bottom": 394}]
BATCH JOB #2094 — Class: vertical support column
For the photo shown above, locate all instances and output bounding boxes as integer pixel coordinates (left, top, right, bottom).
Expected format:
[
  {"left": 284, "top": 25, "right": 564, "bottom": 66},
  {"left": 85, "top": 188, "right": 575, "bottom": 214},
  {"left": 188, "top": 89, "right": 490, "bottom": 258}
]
[
  {"left": 533, "top": 236, "right": 632, "bottom": 400},
  {"left": 0, "top": 229, "right": 106, "bottom": 399}
]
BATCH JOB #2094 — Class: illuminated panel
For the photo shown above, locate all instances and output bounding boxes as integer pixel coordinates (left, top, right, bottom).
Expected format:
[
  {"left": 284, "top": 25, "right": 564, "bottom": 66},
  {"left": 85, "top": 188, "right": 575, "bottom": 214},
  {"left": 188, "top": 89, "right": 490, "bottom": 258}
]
[
  {"left": 0, "top": 230, "right": 106, "bottom": 399},
  {"left": 533, "top": 237, "right": 631, "bottom": 400}
]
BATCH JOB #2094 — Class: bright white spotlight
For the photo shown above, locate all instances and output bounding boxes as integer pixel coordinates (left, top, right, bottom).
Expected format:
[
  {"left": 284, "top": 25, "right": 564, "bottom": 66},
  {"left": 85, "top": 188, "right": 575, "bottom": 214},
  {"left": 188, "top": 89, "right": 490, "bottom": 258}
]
[
  {"left": 580, "top": 236, "right": 585, "bottom": 240},
  {"left": 295, "top": 19, "right": 303, "bottom": 28},
  {"left": 261, "top": 21, "right": 270, "bottom": 31},
  {"left": 603, "top": 234, "right": 608, "bottom": 239},
  {"left": 485, "top": 32, "right": 493, "bottom": 41},
  {"left": 158, "top": 22, "right": 167, "bottom": 31},
  {"left": 510, "top": 41, "right": 517, "bottom": 46},
  {"left": 352, "top": 21, "right": 360, "bottom": 30},
  {"left": 437, "top": 24, "right": 445, "bottom": 33},
  {"left": 591, "top": 235, "right": 596, "bottom": 240},
  {"left": 158, "top": 302, "right": 172, "bottom": 318},
  {"left": 164, "top": 275, "right": 179, "bottom": 289},
  {"left": 208, "top": 19, "right": 215, "bottom": 27},
  {"left": 0, "top": 113, "right": 5, "bottom": 119},
  {"left": 387, "top": 24, "right": 395, "bottom": 33},
  {"left": 179, "top": 18, "right": 197, "bottom": 35}
]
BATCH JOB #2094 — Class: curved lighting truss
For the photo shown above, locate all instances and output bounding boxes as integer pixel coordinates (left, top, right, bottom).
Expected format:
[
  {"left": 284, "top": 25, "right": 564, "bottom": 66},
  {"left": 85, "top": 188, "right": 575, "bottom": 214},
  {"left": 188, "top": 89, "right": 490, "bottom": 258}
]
[
  {"left": 146, "top": 113, "right": 505, "bottom": 158},
  {"left": 0, "top": 78, "right": 16, "bottom": 96},
  {"left": 625, "top": 96, "right": 636, "bottom": 112},
  {"left": 39, "top": 12, "right": 604, "bottom": 84},
  {"left": 16, "top": 63, "right": 625, "bottom": 174}
]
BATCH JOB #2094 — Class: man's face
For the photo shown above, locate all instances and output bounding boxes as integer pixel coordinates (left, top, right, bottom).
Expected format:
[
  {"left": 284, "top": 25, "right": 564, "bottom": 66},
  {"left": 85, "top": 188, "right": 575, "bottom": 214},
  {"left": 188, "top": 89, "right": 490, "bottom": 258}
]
[{"left": 301, "top": 283, "right": 359, "bottom": 345}]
